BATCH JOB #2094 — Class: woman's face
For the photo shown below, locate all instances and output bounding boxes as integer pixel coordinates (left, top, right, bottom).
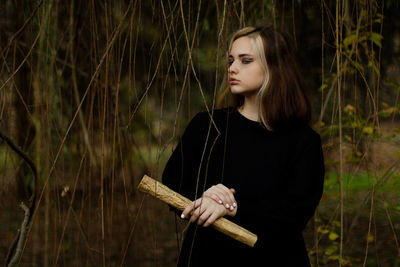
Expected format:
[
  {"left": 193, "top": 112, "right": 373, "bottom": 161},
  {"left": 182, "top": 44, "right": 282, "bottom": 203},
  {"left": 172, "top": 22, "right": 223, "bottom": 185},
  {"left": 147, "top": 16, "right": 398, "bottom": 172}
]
[{"left": 228, "top": 36, "right": 265, "bottom": 96}]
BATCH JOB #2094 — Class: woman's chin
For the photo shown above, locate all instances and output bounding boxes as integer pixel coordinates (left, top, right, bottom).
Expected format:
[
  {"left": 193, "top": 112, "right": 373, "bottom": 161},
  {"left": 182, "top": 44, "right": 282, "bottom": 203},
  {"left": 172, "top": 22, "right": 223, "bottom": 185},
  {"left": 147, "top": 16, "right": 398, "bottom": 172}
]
[
  {"left": 230, "top": 87, "right": 245, "bottom": 95},
  {"left": 230, "top": 88, "right": 258, "bottom": 97}
]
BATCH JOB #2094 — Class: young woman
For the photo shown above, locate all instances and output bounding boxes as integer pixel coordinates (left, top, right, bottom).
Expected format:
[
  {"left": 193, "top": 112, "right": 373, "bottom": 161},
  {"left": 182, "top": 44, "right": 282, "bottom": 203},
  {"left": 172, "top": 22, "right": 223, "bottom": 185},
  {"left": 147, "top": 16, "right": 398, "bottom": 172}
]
[{"left": 162, "top": 25, "right": 325, "bottom": 267}]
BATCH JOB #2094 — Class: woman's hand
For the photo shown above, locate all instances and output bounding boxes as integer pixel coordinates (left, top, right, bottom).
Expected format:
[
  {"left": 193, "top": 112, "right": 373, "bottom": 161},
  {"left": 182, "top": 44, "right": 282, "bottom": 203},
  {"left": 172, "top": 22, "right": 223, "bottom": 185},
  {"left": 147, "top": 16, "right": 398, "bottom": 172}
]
[
  {"left": 203, "top": 184, "right": 237, "bottom": 211},
  {"left": 181, "top": 196, "right": 236, "bottom": 227}
]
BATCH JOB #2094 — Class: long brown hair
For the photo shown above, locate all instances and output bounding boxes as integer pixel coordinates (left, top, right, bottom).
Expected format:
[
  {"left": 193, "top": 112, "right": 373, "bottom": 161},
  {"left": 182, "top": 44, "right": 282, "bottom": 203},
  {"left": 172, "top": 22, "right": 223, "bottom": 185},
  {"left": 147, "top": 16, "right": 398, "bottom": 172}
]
[{"left": 217, "top": 25, "right": 311, "bottom": 131}]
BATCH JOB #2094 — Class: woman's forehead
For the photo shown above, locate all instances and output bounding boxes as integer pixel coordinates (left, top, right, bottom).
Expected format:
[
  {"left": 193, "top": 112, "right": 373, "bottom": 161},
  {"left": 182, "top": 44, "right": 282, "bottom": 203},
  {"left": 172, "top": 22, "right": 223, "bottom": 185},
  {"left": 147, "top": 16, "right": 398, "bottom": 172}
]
[{"left": 229, "top": 37, "right": 256, "bottom": 56}]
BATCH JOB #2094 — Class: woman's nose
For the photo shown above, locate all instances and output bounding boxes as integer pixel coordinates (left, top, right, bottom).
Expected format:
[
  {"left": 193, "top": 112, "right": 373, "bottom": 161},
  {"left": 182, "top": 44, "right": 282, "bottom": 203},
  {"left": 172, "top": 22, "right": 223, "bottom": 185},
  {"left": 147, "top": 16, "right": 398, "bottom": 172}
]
[{"left": 228, "top": 61, "right": 238, "bottom": 73}]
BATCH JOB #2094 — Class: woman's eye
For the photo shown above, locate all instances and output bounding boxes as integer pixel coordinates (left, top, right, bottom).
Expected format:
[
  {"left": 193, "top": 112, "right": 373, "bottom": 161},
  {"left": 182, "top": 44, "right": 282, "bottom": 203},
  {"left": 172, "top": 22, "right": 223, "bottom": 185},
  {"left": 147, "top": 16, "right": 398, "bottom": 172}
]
[
  {"left": 242, "top": 58, "right": 253, "bottom": 64},
  {"left": 228, "top": 60, "right": 233, "bottom": 65}
]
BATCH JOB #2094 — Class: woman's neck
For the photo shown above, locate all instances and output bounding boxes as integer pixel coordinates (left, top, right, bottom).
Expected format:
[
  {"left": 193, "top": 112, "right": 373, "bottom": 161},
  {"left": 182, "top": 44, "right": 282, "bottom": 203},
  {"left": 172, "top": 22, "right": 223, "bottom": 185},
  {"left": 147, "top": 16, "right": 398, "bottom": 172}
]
[{"left": 238, "top": 94, "right": 259, "bottom": 122}]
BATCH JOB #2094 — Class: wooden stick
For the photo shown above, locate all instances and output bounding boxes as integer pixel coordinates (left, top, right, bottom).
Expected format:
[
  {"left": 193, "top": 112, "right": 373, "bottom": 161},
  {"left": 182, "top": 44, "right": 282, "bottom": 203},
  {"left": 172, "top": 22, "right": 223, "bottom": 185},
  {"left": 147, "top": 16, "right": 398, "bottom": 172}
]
[{"left": 137, "top": 175, "right": 258, "bottom": 247}]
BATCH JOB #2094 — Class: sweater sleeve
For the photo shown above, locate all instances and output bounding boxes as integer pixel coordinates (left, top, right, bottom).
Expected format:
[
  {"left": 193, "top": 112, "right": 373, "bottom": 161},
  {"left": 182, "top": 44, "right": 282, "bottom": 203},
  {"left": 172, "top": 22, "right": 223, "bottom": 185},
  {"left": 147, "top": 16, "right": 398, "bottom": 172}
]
[
  {"left": 161, "top": 112, "right": 208, "bottom": 201},
  {"left": 255, "top": 129, "right": 325, "bottom": 247},
  {"left": 281, "top": 130, "right": 325, "bottom": 231}
]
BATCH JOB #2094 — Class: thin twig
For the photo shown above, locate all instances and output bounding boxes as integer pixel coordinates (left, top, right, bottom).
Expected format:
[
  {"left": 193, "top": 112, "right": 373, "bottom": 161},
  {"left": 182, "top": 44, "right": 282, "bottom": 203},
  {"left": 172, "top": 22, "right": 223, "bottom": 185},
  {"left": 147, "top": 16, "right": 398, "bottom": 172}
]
[
  {"left": 6, "top": 202, "right": 30, "bottom": 267},
  {"left": 0, "top": 129, "right": 37, "bottom": 267}
]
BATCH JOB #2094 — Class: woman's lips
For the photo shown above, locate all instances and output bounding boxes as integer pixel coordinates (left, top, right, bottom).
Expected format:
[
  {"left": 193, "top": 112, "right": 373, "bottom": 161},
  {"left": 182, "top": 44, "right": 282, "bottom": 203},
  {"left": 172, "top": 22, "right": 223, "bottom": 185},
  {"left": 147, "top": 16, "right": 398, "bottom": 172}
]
[{"left": 229, "top": 78, "right": 239, "bottom": 85}]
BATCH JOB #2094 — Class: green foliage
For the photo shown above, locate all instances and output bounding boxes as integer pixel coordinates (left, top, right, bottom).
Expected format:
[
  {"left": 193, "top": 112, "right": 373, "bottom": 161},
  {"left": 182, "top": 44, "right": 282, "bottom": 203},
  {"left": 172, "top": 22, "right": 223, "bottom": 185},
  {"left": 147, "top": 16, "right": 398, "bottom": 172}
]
[{"left": 324, "top": 172, "right": 400, "bottom": 193}]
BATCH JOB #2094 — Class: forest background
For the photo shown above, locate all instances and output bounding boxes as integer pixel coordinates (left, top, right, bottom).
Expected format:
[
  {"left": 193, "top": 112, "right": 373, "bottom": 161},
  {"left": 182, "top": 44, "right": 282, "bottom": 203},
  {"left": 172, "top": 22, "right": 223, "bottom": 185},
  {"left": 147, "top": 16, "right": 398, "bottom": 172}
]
[{"left": 1, "top": 0, "right": 400, "bottom": 266}]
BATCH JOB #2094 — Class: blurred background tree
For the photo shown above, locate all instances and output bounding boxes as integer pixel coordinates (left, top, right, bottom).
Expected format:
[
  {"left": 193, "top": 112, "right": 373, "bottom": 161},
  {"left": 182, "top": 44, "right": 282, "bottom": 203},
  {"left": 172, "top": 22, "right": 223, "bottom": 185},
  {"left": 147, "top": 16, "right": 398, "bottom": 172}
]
[{"left": 0, "top": 0, "right": 399, "bottom": 266}]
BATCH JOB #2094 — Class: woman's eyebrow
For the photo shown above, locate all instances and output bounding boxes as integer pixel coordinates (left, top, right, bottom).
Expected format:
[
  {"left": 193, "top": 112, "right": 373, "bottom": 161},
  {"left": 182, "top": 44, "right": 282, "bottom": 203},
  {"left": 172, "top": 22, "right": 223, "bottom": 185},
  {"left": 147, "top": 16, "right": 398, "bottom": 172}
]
[{"left": 228, "top": 53, "right": 254, "bottom": 57}]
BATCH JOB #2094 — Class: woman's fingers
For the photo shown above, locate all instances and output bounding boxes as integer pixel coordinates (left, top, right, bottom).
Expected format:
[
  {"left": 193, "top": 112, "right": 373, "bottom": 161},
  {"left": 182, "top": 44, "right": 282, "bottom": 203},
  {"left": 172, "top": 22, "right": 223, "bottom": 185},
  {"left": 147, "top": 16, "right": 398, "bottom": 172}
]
[
  {"left": 212, "top": 186, "right": 230, "bottom": 207},
  {"left": 189, "top": 199, "right": 209, "bottom": 223},
  {"left": 181, "top": 199, "right": 197, "bottom": 219},
  {"left": 181, "top": 198, "right": 213, "bottom": 220},
  {"left": 203, "top": 210, "right": 222, "bottom": 227},
  {"left": 203, "top": 191, "right": 223, "bottom": 204},
  {"left": 203, "top": 184, "right": 237, "bottom": 210},
  {"left": 181, "top": 185, "right": 237, "bottom": 223},
  {"left": 196, "top": 200, "right": 226, "bottom": 226},
  {"left": 182, "top": 197, "right": 227, "bottom": 226},
  {"left": 217, "top": 184, "right": 236, "bottom": 205},
  {"left": 195, "top": 208, "right": 212, "bottom": 225},
  {"left": 203, "top": 185, "right": 222, "bottom": 201}
]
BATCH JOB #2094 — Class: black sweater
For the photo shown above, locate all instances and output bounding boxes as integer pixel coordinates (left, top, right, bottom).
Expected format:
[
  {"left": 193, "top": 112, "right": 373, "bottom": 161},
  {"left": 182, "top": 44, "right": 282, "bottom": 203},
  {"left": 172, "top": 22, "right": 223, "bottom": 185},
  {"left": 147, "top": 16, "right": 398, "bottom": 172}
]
[{"left": 162, "top": 108, "right": 325, "bottom": 267}]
